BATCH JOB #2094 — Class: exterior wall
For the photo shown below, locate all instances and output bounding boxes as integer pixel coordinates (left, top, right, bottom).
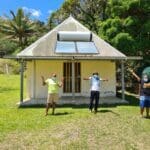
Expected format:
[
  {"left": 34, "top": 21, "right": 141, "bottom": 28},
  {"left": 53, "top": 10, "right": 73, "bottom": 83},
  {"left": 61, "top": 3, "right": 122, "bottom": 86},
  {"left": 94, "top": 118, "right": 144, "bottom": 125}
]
[
  {"left": 26, "top": 60, "right": 116, "bottom": 100},
  {"left": 26, "top": 60, "right": 63, "bottom": 100},
  {"left": 26, "top": 61, "right": 35, "bottom": 99},
  {"left": 81, "top": 60, "right": 116, "bottom": 97}
]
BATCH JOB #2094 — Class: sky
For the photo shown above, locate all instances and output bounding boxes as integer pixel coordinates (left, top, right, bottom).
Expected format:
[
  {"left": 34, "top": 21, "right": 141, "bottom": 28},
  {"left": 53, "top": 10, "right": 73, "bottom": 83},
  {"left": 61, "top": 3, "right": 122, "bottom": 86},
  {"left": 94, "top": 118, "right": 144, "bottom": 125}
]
[{"left": 0, "top": 0, "right": 65, "bottom": 22}]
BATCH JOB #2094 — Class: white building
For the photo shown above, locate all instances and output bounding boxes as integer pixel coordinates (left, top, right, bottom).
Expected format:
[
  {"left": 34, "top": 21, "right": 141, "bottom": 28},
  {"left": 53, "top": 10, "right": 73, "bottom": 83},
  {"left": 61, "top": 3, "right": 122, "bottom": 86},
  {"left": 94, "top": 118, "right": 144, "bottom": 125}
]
[{"left": 15, "top": 16, "right": 129, "bottom": 105}]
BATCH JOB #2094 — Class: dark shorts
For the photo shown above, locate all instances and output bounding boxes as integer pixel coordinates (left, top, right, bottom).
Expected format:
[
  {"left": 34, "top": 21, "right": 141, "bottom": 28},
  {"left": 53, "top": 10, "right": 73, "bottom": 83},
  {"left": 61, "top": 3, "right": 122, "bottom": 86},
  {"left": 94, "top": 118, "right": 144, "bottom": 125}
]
[{"left": 140, "top": 96, "right": 150, "bottom": 108}]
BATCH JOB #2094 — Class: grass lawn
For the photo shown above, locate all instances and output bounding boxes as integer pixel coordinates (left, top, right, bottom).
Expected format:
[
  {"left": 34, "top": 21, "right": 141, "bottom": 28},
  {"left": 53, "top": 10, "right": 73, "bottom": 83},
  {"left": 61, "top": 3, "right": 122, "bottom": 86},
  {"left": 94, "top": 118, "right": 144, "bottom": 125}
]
[{"left": 0, "top": 74, "right": 149, "bottom": 150}]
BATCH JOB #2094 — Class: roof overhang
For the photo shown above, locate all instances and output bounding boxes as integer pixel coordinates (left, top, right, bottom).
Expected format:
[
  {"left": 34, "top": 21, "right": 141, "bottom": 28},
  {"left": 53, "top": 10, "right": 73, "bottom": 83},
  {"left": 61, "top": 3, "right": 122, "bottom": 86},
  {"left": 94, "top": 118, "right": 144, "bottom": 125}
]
[
  {"left": 4, "top": 55, "right": 142, "bottom": 61},
  {"left": 4, "top": 55, "right": 126, "bottom": 60}
]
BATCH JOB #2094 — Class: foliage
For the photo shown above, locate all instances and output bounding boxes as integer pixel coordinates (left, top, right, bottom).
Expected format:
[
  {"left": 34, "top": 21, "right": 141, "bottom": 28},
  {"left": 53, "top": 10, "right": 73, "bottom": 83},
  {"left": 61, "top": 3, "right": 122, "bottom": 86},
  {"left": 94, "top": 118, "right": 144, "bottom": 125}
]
[
  {"left": 27, "top": 20, "right": 48, "bottom": 45},
  {"left": 47, "top": 0, "right": 80, "bottom": 30},
  {"left": 0, "top": 9, "right": 48, "bottom": 51},
  {"left": 0, "top": 9, "right": 36, "bottom": 48},
  {"left": 0, "top": 39, "right": 18, "bottom": 55},
  {"left": 112, "top": 33, "right": 135, "bottom": 55},
  {"left": 99, "top": 17, "right": 122, "bottom": 40},
  {"left": 106, "top": 0, "right": 127, "bottom": 18},
  {"left": 47, "top": 0, "right": 108, "bottom": 34},
  {"left": 0, "top": 59, "right": 20, "bottom": 74}
]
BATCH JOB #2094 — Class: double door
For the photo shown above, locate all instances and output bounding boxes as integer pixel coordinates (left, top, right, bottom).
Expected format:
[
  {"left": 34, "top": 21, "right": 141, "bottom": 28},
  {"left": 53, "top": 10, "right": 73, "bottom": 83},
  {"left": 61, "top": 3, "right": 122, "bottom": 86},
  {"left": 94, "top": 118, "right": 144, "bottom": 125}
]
[{"left": 63, "top": 62, "right": 81, "bottom": 94}]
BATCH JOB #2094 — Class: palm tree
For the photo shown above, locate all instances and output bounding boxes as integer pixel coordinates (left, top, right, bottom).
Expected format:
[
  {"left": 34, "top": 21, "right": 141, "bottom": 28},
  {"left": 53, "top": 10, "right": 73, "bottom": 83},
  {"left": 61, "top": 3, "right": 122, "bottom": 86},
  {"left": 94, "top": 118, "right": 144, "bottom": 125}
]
[{"left": 0, "top": 8, "right": 35, "bottom": 48}]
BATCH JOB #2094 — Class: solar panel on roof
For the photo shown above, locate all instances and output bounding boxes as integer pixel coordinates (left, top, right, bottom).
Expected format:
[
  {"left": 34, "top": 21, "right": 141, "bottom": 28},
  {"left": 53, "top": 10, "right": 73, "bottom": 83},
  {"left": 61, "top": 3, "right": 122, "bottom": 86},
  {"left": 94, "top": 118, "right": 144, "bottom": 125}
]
[
  {"left": 55, "top": 41, "right": 76, "bottom": 53},
  {"left": 55, "top": 41, "right": 98, "bottom": 54},
  {"left": 76, "top": 42, "right": 98, "bottom": 53},
  {"left": 55, "top": 31, "right": 98, "bottom": 54}
]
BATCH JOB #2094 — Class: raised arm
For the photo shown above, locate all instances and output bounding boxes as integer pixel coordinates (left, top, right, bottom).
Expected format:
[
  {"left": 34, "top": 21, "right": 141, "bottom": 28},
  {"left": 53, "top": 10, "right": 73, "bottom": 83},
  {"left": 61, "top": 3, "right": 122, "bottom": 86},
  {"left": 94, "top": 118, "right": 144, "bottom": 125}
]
[
  {"left": 41, "top": 76, "right": 46, "bottom": 86},
  {"left": 83, "top": 77, "right": 90, "bottom": 80},
  {"left": 143, "top": 83, "right": 150, "bottom": 88},
  {"left": 58, "top": 77, "right": 64, "bottom": 87},
  {"left": 101, "top": 78, "right": 108, "bottom": 81},
  {"left": 128, "top": 69, "right": 141, "bottom": 82}
]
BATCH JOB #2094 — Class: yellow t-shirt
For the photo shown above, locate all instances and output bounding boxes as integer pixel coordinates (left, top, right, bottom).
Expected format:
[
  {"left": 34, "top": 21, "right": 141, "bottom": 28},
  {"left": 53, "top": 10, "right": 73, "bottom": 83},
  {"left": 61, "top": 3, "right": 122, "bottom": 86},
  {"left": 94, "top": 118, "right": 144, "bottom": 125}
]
[{"left": 45, "top": 78, "right": 59, "bottom": 94}]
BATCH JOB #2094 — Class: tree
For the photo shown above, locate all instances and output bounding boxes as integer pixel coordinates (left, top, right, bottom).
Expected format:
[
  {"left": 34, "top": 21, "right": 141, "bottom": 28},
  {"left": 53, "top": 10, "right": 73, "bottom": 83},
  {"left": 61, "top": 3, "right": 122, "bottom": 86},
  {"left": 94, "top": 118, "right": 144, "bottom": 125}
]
[
  {"left": 28, "top": 20, "right": 48, "bottom": 45},
  {"left": 0, "top": 17, "right": 18, "bottom": 55},
  {"left": 47, "top": 0, "right": 108, "bottom": 34},
  {"left": 99, "top": 17, "right": 123, "bottom": 43},
  {"left": 47, "top": 0, "right": 80, "bottom": 30},
  {"left": 0, "top": 8, "right": 36, "bottom": 48},
  {"left": 106, "top": 0, "right": 127, "bottom": 18},
  {"left": 112, "top": 33, "right": 135, "bottom": 55}
]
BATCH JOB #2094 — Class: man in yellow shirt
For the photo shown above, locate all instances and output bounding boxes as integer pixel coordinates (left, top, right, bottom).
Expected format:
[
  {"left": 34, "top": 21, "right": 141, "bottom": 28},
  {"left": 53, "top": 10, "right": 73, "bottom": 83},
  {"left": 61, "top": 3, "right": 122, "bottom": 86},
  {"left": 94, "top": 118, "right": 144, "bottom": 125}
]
[{"left": 41, "top": 73, "right": 63, "bottom": 116}]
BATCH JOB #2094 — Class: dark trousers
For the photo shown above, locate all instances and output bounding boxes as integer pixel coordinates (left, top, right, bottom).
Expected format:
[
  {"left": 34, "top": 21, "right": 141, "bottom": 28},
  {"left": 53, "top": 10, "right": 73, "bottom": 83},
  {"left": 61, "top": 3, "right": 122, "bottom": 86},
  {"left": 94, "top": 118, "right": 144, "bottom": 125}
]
[{"left": 89, "top": 91, "right": 100, "bottom": 112}]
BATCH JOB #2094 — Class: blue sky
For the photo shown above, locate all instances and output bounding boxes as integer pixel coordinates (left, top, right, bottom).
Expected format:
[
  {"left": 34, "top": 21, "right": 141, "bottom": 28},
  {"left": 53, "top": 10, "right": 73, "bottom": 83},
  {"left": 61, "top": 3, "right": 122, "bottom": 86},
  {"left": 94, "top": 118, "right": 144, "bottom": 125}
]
[{"left": 0, "top": 0, "right": 65, "bottom": 22}]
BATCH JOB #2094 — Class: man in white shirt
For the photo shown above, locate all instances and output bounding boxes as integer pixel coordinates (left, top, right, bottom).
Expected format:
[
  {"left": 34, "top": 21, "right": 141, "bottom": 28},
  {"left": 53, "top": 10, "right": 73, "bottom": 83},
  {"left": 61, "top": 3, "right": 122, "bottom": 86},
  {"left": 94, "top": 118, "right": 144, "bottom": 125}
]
[{"left": 84, "top": 72, "right": 108, "bottom": 113}]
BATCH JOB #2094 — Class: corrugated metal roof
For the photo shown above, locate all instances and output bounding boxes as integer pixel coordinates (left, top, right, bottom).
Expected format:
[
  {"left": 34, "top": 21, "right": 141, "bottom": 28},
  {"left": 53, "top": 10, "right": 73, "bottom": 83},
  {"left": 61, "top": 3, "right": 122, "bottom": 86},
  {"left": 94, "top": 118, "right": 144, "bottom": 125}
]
[{"left": 17, "top": 16, "right": 127, "bottom": 59}]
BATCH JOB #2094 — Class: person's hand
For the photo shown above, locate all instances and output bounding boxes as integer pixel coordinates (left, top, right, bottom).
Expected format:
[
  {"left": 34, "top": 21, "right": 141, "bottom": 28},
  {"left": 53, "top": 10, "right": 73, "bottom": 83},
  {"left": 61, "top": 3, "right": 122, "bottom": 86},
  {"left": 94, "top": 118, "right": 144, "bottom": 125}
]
[
  {"left": 83, "top": 77, "right": 90, "bottom": 80},
  {"left": 103, "top": 78, "right": 108, "bottom": 81},
  {"left": 41, "top": 76, "right": 45, "bottom": 85},
  {"left": 143, "top": 83, "right": 150, "bottom": 88}
]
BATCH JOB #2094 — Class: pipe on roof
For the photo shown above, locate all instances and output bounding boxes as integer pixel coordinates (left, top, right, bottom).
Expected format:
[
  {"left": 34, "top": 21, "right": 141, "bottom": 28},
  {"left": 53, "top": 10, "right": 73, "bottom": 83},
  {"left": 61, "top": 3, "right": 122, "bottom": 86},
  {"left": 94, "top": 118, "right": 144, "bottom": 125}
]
[{"left": 57, "top": 31, "right": 92, "bottom": 41}]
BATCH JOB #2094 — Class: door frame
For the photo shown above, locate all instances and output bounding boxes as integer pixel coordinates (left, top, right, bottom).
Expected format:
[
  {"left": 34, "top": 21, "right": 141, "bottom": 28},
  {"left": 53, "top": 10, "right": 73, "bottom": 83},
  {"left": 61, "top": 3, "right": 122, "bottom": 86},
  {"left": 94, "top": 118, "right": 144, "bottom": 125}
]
[{"left": 63, "top": 61, "right": 81, "bottom": 98}]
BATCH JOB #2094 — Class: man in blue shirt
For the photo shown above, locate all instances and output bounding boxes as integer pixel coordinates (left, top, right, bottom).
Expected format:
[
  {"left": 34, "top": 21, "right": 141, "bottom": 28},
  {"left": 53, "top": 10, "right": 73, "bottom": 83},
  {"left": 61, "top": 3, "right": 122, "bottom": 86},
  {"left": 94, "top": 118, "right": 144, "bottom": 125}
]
[
  {"left": 129, "top": 69, "right": 150, "bottom": 118},
  {"left": 84, "top": 72, "right": 108, "bottom": 113}
]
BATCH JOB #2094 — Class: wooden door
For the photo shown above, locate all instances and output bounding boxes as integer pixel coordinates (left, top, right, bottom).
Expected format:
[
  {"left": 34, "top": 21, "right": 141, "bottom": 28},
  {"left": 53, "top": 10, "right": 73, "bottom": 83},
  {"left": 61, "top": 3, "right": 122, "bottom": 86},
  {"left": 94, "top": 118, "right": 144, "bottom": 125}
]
[{"left": 63, "top": 62, "right": 81, "bottom": 93}]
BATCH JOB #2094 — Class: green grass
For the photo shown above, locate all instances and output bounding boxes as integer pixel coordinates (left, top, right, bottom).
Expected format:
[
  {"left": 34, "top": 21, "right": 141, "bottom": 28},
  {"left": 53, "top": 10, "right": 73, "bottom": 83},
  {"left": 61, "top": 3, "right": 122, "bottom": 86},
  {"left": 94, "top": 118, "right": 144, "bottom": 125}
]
[{"left": 0, "top": 74, "right": 150, "bottom": 150}]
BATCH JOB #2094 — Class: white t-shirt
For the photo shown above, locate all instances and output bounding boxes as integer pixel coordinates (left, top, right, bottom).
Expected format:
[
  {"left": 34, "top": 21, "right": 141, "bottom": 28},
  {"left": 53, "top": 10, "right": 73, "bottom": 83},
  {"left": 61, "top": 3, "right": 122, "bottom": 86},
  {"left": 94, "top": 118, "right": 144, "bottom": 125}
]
[{"left": 89, "top": 75, "right": 101, "bottom": 91}]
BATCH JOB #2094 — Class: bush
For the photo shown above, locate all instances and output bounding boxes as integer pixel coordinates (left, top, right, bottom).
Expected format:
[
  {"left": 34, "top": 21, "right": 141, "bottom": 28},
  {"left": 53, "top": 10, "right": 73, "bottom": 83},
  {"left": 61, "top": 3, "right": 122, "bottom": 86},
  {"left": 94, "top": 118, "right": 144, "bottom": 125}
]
[{"left": 0, "top": 59, "right": 20, "bottom": 74}]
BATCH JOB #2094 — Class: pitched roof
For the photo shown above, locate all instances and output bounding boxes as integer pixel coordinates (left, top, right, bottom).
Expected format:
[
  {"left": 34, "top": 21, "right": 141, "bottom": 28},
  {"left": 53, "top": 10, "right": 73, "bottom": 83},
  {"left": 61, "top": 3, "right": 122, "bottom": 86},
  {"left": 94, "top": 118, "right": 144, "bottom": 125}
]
[{"left": 17, "top": 16, "right": 126, "bottom": 59}]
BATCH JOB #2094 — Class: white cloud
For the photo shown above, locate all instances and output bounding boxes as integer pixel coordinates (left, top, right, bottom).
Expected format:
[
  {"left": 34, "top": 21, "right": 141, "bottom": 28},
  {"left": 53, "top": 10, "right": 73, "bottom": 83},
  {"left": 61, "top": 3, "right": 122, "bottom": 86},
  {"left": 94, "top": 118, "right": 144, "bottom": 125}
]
[
  {"left": 22, "top": 7, "right": 42, "bottom": 18},
  {"left": 48, "top": 10, "right": 54, "bottom": 15}
]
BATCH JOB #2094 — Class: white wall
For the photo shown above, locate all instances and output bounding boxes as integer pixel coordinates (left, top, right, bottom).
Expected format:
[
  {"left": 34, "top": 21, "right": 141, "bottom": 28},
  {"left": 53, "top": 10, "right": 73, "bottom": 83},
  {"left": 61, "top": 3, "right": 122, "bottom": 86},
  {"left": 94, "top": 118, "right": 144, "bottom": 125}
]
[
  {"left": 26, "top": 60, "right": 116, "bottom": 100},
  {"left": 26, "top": 60, "right": 63, "bottom": 99},
  {"left": 81, "top": 60, "right": 116, "bottom": 97}
]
